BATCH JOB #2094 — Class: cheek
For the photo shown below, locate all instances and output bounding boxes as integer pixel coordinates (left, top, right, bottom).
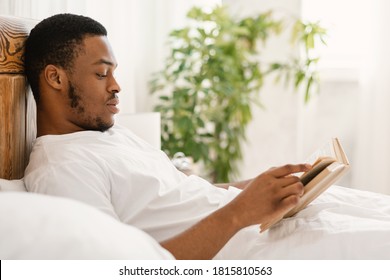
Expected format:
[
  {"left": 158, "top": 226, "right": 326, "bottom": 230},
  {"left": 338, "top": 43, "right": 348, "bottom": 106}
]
[
  {"left": 77, "top": 85, "right": 105, "bottom": 107},
  {"left": 69, "top": 76, "right": 109, "bottom": 111}
]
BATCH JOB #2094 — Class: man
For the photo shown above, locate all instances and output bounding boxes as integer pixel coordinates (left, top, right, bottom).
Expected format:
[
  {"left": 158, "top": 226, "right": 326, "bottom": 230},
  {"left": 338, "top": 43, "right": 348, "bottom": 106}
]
[{"left": 23, "top": 13, "right": 310, "bottom": 259}]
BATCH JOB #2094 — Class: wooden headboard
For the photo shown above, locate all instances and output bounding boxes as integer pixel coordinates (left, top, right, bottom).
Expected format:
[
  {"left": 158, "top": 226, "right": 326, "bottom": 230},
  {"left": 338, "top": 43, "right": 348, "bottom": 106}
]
[{"left": 0, "top": 15, "right": 37, "bottom": 179}]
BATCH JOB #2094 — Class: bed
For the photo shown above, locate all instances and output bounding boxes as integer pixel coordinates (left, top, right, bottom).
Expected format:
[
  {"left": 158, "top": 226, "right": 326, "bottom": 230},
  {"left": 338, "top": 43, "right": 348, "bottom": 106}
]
[{"left": 1, "top": 15, "right": 390, "bottom": 260}]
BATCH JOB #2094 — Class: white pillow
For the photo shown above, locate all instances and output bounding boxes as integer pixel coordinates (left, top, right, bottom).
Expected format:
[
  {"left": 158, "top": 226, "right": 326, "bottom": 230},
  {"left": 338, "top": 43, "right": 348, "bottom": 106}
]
[
  {"left": 0, "top": 192, "right": 174, "bottom": 260},
  {"left": 0, "top": 178, "right": 27, "bottom": 192}
]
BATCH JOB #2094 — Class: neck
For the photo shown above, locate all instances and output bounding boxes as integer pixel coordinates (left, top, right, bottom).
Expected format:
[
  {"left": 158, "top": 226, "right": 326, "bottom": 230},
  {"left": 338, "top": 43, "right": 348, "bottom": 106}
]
[{"left": 36, "top": 106, "right": 83, "bottom": 137}]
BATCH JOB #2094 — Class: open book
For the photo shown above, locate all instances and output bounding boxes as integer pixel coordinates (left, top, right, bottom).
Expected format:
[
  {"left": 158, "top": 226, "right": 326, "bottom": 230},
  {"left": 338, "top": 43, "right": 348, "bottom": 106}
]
[{"left": 260, "top": 137, "right": 350, "bottom": 232}]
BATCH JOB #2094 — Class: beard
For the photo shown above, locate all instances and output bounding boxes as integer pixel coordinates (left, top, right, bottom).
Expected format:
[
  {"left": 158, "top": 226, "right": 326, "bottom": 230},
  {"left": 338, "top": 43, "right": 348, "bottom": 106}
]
[{"left": 67, "top": 81, "right": 114, "bottom": 132}]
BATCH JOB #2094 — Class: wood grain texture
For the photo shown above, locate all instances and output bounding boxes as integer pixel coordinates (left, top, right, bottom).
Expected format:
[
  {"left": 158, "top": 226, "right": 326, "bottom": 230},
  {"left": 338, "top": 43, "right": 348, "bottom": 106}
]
[
  {"left": 0, "top": 15, "right": 36, "bottom": 74},
  {"left": 0, "top": 16, "right": 37, "bottom": 179}
]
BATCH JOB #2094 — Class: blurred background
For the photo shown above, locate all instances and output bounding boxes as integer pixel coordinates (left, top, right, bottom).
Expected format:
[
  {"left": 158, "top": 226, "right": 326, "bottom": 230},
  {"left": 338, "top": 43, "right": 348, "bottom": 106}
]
[{"left": 2, "top": 0, "right": 389, "bottom": 194}]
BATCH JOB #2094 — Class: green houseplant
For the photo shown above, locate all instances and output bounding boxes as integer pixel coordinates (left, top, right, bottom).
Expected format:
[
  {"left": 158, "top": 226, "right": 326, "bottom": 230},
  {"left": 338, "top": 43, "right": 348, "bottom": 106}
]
[{"left": 150, "top": 5, "right": 326, "bottom": 183}]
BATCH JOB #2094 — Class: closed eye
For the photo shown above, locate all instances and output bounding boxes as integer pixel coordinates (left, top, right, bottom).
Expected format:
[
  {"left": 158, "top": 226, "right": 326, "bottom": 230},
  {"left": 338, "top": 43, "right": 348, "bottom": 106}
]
[{"left": 96, "top": 73, "right": 107, "bottom": 79}]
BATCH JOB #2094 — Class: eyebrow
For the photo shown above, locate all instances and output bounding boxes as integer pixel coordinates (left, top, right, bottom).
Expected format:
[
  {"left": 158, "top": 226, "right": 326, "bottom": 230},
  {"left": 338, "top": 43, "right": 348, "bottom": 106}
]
[{"left": 93, "top": 58, "right": 118, "bottom": 68}]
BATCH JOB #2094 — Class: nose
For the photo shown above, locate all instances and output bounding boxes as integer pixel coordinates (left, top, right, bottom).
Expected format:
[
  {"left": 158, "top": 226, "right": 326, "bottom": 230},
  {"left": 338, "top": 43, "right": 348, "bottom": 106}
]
[{"left": 108, "top": 76, "right": 121, "bottom": 94}]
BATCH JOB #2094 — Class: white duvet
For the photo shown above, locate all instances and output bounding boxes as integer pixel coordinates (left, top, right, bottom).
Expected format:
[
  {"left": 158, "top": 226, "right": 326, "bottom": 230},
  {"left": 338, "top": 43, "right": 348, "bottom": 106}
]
[
  {"left": 1, "top": 177, "right": 390, "bottom": 259},
  {"left": 215, "top": 185, "right": 390, "bottom": 259}
]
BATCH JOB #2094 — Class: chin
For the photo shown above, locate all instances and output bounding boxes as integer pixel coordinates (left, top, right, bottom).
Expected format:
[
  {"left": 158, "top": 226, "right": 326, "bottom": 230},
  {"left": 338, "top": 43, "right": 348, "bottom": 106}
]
[
  {"left": 82, "top": 117, "right": 114, "bottom": 132},
  {"left": 97, "top": 122, "right": 114, "bottom": 132}
]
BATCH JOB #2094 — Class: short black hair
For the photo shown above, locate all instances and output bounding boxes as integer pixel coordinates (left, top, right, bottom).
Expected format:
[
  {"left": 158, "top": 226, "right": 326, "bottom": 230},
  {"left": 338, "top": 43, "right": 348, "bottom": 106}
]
[{"left": 24, "top": 13, "right": 107, "bottom": 102}]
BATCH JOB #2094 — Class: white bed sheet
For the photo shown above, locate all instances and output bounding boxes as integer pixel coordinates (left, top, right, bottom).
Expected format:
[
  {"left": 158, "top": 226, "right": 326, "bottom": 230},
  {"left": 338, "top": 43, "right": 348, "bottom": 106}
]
[{"left": 215, "top": 185, "right": 390, "bottom": 259}]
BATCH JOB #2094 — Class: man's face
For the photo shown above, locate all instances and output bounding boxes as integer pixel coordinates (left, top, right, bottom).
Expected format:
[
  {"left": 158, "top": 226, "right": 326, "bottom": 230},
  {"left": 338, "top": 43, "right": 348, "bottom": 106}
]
[{"left": 64, "top": 35, "right": 120, "bottom": 132}]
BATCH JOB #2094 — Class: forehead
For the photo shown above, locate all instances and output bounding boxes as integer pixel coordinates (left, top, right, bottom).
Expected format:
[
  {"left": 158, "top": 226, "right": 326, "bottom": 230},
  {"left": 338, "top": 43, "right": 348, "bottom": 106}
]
[{"left": 75, "top": 35, "right": 118, "bottom": 67}]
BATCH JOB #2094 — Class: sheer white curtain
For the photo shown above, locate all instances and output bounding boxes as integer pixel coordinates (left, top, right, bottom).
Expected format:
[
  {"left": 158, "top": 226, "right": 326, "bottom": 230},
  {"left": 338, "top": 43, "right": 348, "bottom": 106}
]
[
  {"left": 352, "top": 1, "right": 390, "bottom": 194},
  {"left": 299, "top": 0, "right": 390, "bottom": 194},
  {"left": 0, "top": 0, "right": 220, "bottom": 114}
]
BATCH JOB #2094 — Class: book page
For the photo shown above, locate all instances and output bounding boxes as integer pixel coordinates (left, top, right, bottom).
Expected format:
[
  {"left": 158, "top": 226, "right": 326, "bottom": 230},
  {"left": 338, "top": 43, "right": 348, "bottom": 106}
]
[
  {"left": 304, "top": 140, "right": 337, "bottom": 164},
  {"left": 300, "top": 157, "right": 335, "bottom": 185},
  {"left": 295, "top": 139, "right": 338, "bottom": 182}
]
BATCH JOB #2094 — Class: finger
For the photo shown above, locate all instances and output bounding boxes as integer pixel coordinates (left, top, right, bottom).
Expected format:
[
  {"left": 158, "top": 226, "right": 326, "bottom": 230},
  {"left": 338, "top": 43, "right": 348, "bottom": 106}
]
[
  {"left": 268, "top": 163, "right": 311, "bottom": 178},
  {"left": 271, "top": 175, "right": 301, "bottom": 189},
  {"left": 280, "top": 193, "right": 301, "bottom": 211},
  {"left": 278, "top": 181, "right": 305, "bottom": 198}
]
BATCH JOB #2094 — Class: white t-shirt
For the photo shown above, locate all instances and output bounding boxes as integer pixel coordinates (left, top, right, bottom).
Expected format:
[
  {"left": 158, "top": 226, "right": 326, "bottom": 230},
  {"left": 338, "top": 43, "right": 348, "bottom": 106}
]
[{"left": 24, "top": 125, "right": 240, "bottom": 242}]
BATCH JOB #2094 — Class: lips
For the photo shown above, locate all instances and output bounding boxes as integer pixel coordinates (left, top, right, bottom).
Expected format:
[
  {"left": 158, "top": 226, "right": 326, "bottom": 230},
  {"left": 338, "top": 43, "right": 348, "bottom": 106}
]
[{"left": 107, "top": 98, "right": 120, "bottom": 114}]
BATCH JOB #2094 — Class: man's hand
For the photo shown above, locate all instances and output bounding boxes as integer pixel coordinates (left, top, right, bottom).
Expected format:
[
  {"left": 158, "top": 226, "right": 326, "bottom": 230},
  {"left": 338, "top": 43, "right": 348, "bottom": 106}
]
[
  {"left": 161, "top": 163, "right": 311, "bottom": 259},
  {"left": 226, "top": 163, "right": 311, "bottom": 230}
]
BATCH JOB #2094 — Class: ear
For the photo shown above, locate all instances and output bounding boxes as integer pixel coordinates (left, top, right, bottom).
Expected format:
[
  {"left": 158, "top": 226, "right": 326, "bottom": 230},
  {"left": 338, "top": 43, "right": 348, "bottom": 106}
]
[{"left": 43, "top": 65, "right": 67, "bottom": 90}]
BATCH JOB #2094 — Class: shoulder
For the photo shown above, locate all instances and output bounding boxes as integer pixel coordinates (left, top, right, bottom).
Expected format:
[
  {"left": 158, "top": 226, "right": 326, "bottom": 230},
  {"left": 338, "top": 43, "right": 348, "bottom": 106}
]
[
  {"left": 25, "top": 132, "right": 108, "bottom": 186},
  {"left": 27, "top": 135, "right": 89, "bottom": 168}
]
